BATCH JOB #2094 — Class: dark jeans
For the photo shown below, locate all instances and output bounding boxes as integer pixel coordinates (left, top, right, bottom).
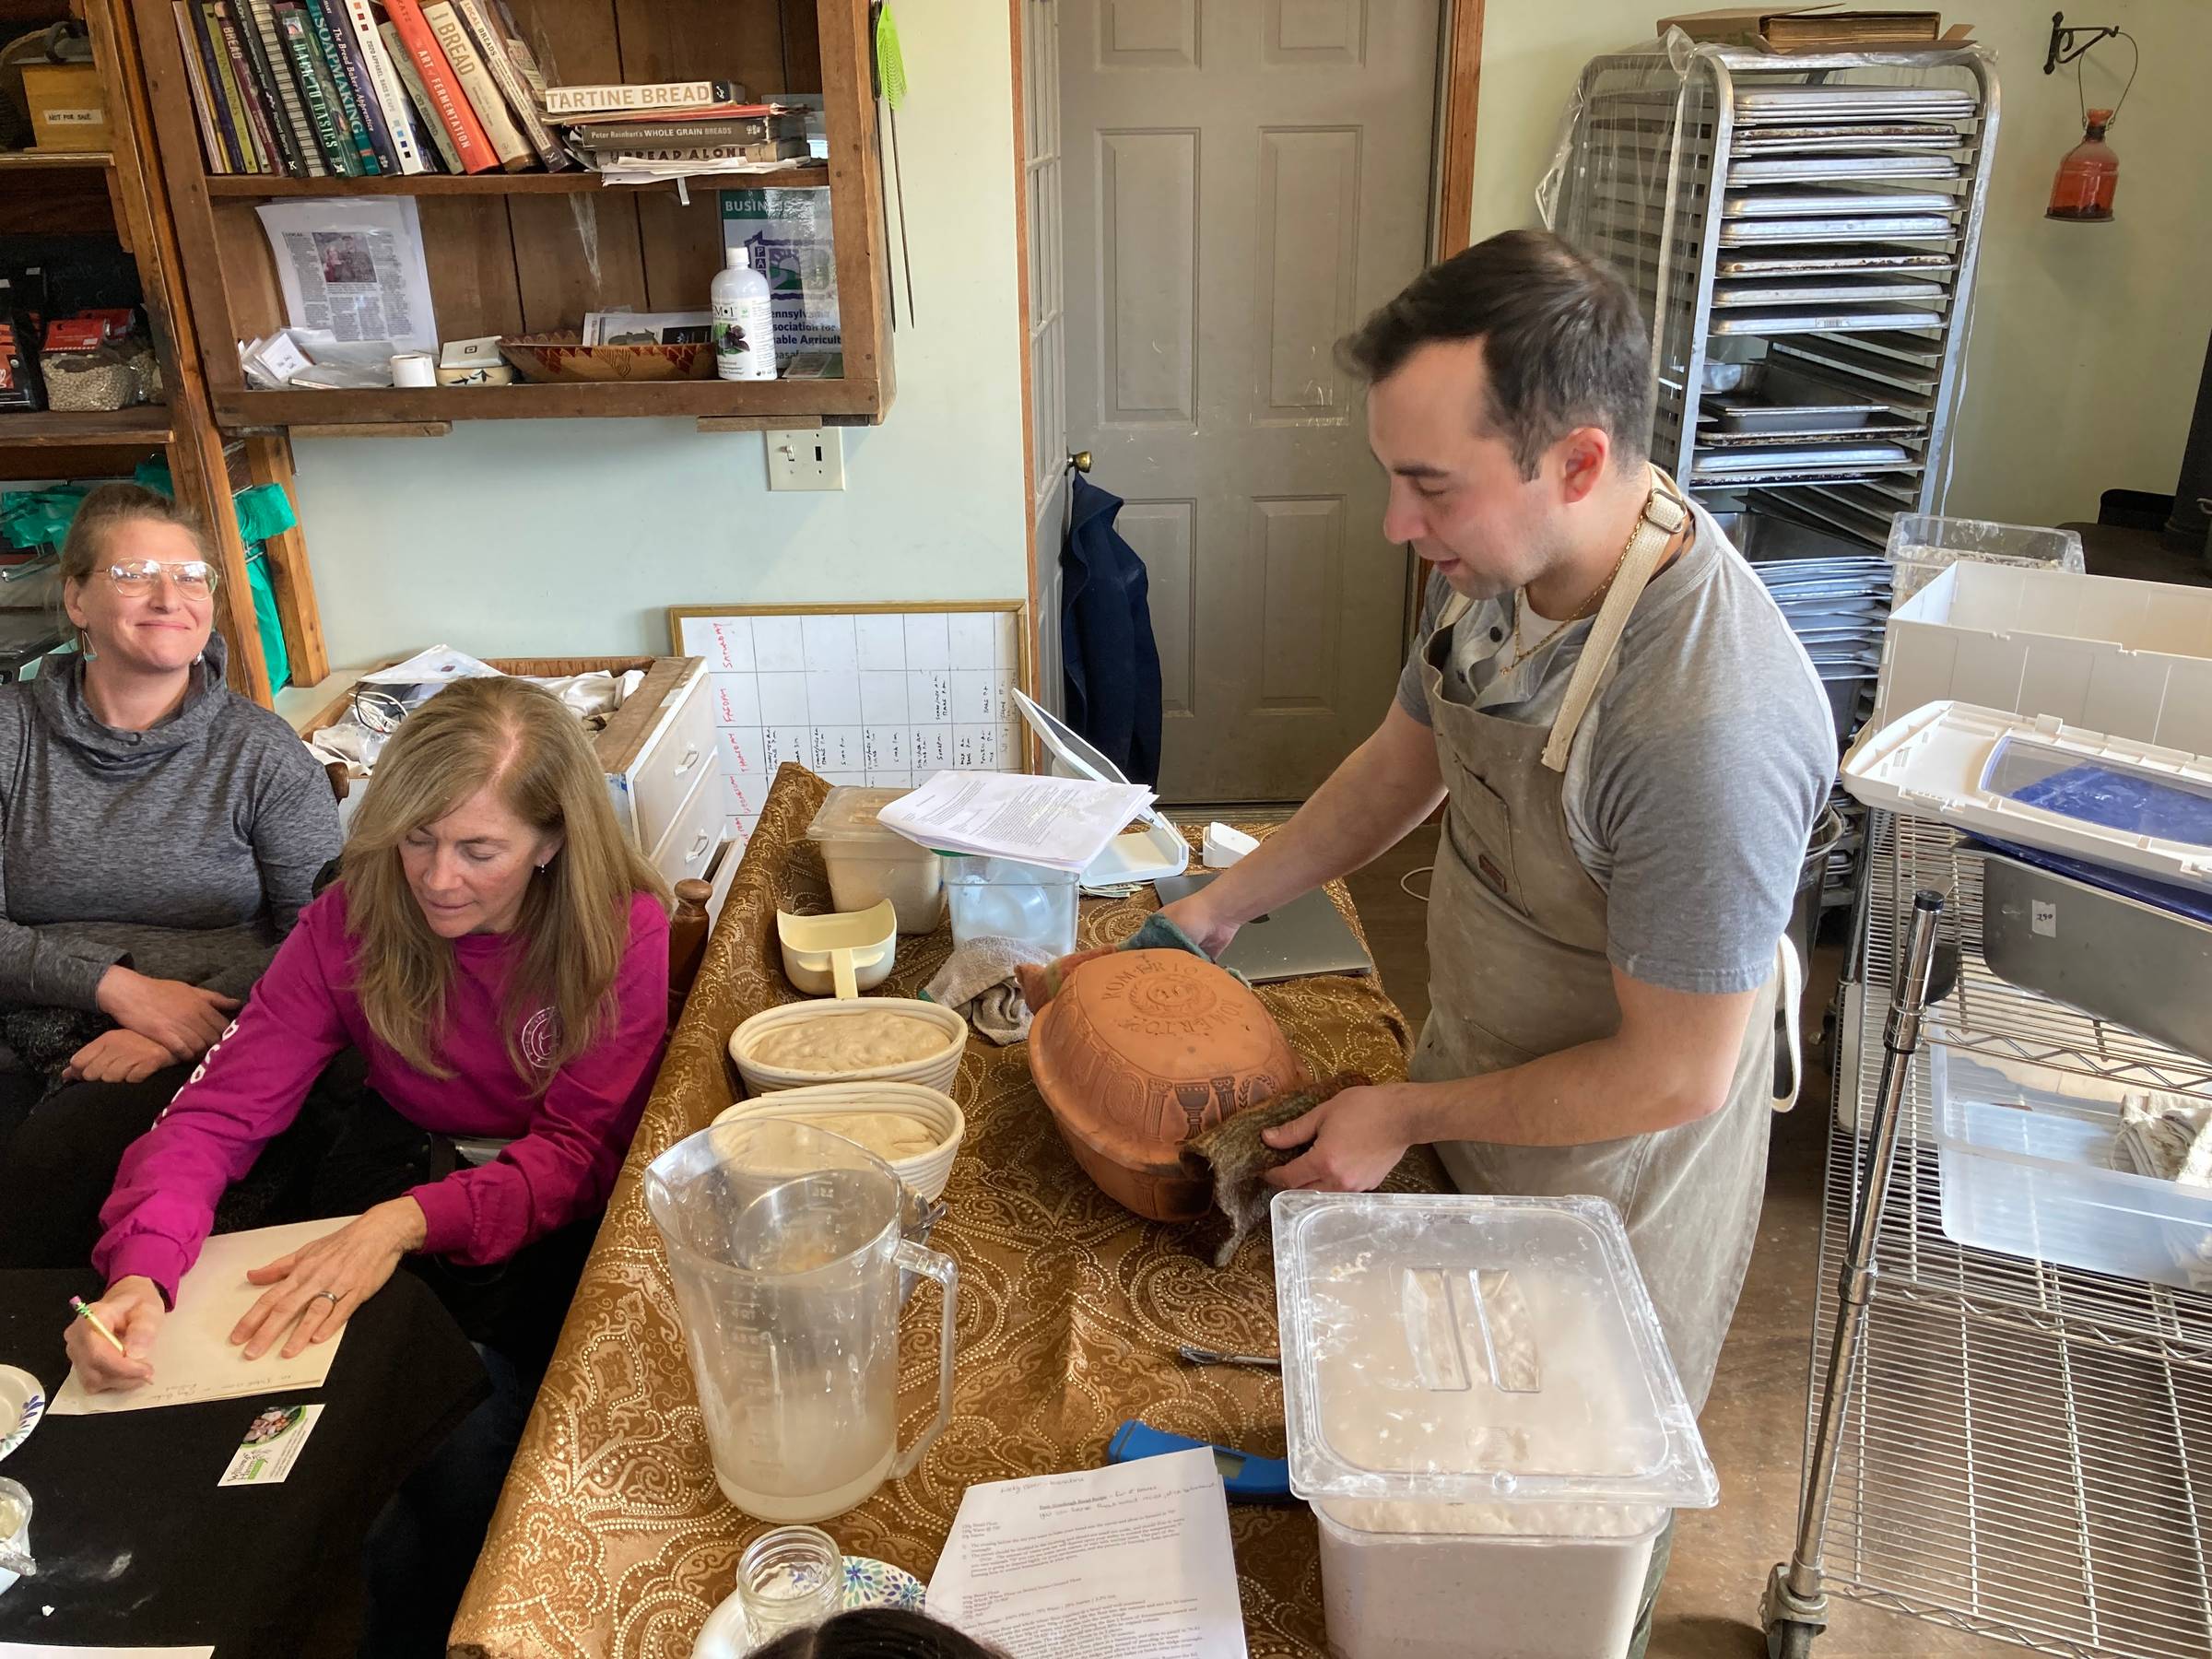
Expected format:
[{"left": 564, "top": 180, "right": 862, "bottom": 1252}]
[
  {"left": 306, "top": 1079, "right": 596, "bottom": 1659},
  {"left": 0, "top": 1064, "right": 196, "bottom": 1267}
]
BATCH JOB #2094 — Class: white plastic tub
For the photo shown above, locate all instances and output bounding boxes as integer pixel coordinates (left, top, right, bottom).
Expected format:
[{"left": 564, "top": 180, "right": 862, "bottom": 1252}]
[
  {"left": 942, "top": 855, "right": 1078, "bottom": 957},
  {"left": 1275, "top": 1194, "right": 1717, "bottom": 1659},
  {"left": 1932, "top": 1048, "right": 2212, "bottom": 1290},
  {"left": 1872, "top": 561, "right": 2212, "bottom": 752},
  {"left": 1315, "top": 1500, "right": 1665, "bottom": 1659},
  {"left": 806, "top": 787, "right": 946, "bottom": 934}
]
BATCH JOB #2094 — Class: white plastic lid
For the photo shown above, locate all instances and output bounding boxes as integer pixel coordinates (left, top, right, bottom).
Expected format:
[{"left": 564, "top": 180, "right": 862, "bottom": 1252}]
[
  {"left": 806, "top": 785, "right": 928, "bottom": 848},
  {"left": 1842, "top": 700, "right": 2212, "bottom": 894},
  {"left": 1273, "top": 1193, "right": 1718, "bottom": 1511},
  {"left": 728, "top": 247, "right": 751, "bottom": 270}
]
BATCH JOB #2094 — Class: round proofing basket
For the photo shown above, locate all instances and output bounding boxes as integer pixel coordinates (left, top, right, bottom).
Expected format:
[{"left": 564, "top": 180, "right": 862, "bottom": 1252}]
[
  {"left": 713, "top": 1082, "right": 967, "bottom": 1201},
  {"left": 728, "top": 997, "right": 967, "bottom": 1097}
]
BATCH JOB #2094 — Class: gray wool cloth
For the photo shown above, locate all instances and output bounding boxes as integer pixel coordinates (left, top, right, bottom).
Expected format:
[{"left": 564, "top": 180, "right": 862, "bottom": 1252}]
[
  {"left": 0, "top": 632, "right": 343, "bottom": 1013},
  {"left": 924, "top": 935, "right": 1055, "bottom": 1045}
]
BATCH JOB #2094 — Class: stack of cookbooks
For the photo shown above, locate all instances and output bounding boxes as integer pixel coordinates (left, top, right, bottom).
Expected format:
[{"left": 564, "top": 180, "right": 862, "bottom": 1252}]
[
  {"left": 172, "top": 0, "right": 569, "bottom": 176},
  {"left": 171, "top": 0, "right": 811, "bottom": 183},
  {"left": 547, "top": 81, "right": 812, "bottom": 186}
]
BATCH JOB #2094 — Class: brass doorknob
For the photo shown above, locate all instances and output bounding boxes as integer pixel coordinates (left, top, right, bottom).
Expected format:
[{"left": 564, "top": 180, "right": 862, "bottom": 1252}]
[{"left": 1068, "top": 450, "right": 1092, "bottom": 474}]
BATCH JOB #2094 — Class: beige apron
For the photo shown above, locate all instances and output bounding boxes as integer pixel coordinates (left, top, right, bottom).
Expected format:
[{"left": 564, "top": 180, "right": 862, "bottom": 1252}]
[{"left": 1414, "top": 470, "right": 1777, "bottom": 1412}]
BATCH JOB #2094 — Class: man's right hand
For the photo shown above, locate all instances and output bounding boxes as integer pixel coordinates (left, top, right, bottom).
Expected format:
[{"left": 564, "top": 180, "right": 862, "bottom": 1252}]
[
  {"left": 1158, "top": 888, "right": 1242, "bottom": 959},
  {"left": 65, "top": 1276, "right": 163, "bottom": 1391},
  {"left": 95, "top": 966, "right": 239, "bottom": 1060}
]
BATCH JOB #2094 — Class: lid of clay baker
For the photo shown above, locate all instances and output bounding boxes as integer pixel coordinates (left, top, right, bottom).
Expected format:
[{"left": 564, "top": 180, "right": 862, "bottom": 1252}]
[{"left": 1028, "top": 948, "right": 1302, "bottom": 1222}]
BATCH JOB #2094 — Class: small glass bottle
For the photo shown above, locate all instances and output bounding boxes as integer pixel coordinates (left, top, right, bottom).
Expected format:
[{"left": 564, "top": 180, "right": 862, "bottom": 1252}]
[
  {"left": 2046, "top": 108, "right": 2120, "bottom": 222},
  {"left": 736, "top": 1525, "right": 843, "bottom": 1647}
]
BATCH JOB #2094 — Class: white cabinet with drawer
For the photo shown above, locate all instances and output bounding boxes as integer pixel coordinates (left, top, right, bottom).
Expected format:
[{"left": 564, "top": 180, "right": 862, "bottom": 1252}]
[
  {"left": 649, "top": 754, "right": 725, "bottom": 889},
  {"left": 606, "top": 658, "right": 713, "bottom": 854}
]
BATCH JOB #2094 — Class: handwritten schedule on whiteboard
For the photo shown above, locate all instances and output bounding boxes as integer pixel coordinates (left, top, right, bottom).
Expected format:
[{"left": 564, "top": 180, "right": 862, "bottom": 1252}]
[{"left": 675, "top": 606, "right": 1025, "bottom": 848}]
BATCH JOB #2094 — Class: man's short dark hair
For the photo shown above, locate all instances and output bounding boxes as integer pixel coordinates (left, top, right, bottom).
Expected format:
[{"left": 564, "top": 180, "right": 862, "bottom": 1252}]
[{"left": 1342, "top": 229, "right": 1654, "bottom": 479}]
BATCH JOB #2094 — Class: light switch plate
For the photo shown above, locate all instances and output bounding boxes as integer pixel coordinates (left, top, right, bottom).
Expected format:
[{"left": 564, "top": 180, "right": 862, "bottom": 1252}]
[{"left": 765, "top": 427, "right": 846, "bottom": 490}]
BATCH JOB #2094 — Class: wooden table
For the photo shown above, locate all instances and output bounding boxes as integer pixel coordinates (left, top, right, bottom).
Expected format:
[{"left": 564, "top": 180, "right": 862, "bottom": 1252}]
[{"left": 452, "top": 765, "right": 1440, "bottom": 1659}]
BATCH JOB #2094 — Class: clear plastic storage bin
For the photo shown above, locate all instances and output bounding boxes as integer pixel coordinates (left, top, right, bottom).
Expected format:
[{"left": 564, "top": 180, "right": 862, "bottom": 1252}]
[
  {"left": 1932, "top": 1047, "right": 2212, "bottom": 1290},
  {"left": 806, "top": 787, "right": 946, "bottom": 934},
  {"left": 1885, "top": 513, "right": 2084, "bottom": 606},
  {"left": 1275, "top": 1193, "right": 1718, "bottom": 1659},
  {"left": 941, "top": 855, "right": 1078, "bottom": 957}
]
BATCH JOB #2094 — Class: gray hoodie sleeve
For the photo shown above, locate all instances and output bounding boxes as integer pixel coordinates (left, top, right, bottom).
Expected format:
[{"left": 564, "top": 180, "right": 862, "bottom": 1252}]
[{"left": 0, "top": 854, "right": 125, "bottom": 1009}]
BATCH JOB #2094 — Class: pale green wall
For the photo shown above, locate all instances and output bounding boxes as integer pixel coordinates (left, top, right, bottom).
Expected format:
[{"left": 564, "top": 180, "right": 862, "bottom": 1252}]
[
  {"left": 1471, "top": 0, "right": 2212, "bottom": 530},
  {"left": 290, "top": 0, "right": 1030, "bottom": 670}
]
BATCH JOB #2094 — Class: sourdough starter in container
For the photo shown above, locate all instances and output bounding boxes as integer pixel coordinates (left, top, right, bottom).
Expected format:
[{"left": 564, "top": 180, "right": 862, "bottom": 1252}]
[{"left": 1273, "top": 1194, "right": 1720, "bottom": 1659}]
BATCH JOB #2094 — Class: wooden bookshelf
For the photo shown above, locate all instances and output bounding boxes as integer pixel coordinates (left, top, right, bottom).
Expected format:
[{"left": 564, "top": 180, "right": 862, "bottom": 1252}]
[
  {"left": 0, "top": 147, "right": 116, "bottom": 170},
  {"left": 133, "top": 0, "right": 894, "bottom": 434},
  {"left": 0, "top": 0, "right": 323, "bottom": 705},
  {"left": 0, "top": 406, "right": 176, "bottom": 445},
  {"left": 202, "top": 161, "right": 830, "bottom": 196}
]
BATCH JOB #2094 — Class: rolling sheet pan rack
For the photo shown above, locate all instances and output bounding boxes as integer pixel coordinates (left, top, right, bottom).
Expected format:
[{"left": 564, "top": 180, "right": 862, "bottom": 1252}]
[{"left": 1762, "top": 808, "right": 2212, "bottom": 1658}]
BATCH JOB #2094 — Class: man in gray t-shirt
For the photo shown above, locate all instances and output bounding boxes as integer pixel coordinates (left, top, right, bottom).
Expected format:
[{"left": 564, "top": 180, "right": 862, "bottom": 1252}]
[
  {"left": 1161, "top": 231, "right": 1832, "bottom": 1654},
  {"left": 1394, "top": 500, "right": 1832, "bottom": 997}
]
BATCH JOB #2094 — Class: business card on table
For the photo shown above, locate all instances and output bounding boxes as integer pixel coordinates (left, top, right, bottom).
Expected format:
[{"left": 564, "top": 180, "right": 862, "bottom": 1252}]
[{"left": 218, "top": 1402, "right": 324, "bottom": 1486}]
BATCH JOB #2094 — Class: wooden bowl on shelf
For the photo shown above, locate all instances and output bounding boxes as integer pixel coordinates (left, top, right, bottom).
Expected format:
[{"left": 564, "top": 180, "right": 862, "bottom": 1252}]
[{"left": 498, "top": 333, "right": 715, "bottom": 385}]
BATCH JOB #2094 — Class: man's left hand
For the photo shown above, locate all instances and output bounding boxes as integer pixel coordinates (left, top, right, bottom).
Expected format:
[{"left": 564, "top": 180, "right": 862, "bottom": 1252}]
[
  {"left": 231, "top": 1198, "right": 428, "bottom": 1360},
  {"left": 1264, "top": 1083, "right": 1418, "bottom": 1192}
]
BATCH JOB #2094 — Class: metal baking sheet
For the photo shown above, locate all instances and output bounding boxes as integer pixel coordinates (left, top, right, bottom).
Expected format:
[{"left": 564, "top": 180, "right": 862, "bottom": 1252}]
[
  {"left": 1697, "top": 419, "right": 1923, "bottom": 444},
  {"left": 1725, "top": 184, "right": 1959, "bottom": 218},
  {"left": 1735, "top": 87, "right": 1976, "bottom": 121},
  {"left": 1712, "top": 276, "right": 1947, "bottom": 307},
  {"left": 1760, "top": 359, "right": 1927, "bottom": 417},
  {"left": 1719, "top": 216, "right": 1953, "bottom": 244},
  {"left": 1709, "top": 305, "right": 1946, "bottom": 335},
  {"left": 1728, "top": 154, "right": 1963, "bottom": 184},
  {"left": 1714, "top": 245, "right": 1957, "bottom": 276},
  {"left": 1733, "top": 122, "right": 1965, "bottom": 147},
  {"left": 1831, "top": 328, "right": 1948, "bottom": 365},
  {"left": 1696, "top": 442, "right": 1912, "bottom": 471},
  {"left": 1772, "top": 337, "right": 1942, "bottom": 392}
]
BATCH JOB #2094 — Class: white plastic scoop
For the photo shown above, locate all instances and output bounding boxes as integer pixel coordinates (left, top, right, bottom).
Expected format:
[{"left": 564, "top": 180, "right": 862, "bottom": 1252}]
[{"left": 778, "top": 900, "right": 900, "bottom": 999}]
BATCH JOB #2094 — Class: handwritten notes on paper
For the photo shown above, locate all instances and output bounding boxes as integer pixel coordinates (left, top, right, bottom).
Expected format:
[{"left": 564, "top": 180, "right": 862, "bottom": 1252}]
[
  {"left": 925, "top": 1449, "right": 1249, "bottom": 1658},
  {"left": 50, "top": 1221, "right": 355, "bottom": 1416}
]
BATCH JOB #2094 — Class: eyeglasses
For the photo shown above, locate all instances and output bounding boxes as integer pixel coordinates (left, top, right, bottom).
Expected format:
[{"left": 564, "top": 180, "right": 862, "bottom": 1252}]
[{"left": 107, "top": 559, "right": 218, "bottom": 594}]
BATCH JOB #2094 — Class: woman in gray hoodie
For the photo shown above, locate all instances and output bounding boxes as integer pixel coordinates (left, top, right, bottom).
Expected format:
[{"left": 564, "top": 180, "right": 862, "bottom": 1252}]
[{"left": 0, "top": 483, "right": 341, "bottom": 1264}]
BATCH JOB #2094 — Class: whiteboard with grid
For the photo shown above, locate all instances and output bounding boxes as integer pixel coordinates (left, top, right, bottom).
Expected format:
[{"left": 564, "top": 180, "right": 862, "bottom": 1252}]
[{"left": 674, "top": 606, "right": 1025, "bottom": 845}]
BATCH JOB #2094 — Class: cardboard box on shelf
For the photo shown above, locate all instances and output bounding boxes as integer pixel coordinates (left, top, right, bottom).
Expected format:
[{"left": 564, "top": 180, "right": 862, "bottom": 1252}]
[{"left": 23, "top": 62, "right": 111, "bottom": 152}]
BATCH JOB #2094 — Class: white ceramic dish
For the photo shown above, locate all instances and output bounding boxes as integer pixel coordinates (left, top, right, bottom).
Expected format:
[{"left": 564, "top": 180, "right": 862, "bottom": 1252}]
[
  {"left": 729, "top": 997, "right": 967, "bottom": 1097},
  {"left": 0, "top": 1367, "right": 44, "bottom": 1464},
  {"left": 714, "top": 1081, "right": 966, "bottom": 1201},
  {"left": 777, "top": 900, "right": 900, "bottom": 998}
]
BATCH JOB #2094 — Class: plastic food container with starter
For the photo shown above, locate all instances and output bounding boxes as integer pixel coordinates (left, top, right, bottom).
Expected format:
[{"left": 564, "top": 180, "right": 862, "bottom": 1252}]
[
  {"left": 806, "top": 787, "right": 947, "bottom": 934},
  {"left": 1275, "top": 1192, "right": 1719, "bottom": 1659},
  {"left": 941, "top": 854, "right": 1078, "bottom": 958}
]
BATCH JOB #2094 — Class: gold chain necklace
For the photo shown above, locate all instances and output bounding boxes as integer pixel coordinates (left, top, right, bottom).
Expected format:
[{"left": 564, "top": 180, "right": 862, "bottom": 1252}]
[{"left": 1498, "top": 520, "right": 1640, "bottom": 677}]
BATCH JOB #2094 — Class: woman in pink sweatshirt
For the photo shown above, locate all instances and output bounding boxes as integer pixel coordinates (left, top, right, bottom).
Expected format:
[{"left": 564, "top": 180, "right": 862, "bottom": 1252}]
[{"left": 64, "top": 673, "right": 670, "bottom": 1653}]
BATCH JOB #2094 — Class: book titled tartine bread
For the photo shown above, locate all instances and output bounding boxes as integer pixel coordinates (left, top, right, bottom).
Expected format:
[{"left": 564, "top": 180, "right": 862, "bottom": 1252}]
[{"left": 542, "top": 79, "right": 747, "bottom": 116}]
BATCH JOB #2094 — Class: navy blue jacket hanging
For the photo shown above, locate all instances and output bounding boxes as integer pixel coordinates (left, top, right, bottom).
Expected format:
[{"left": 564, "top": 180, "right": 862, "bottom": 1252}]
[{"left": 1060, "top": 474, "right": 1163, "bottom": 788}]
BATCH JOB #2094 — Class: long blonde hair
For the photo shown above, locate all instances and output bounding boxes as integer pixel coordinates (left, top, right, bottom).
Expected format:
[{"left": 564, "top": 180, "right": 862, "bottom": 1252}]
[{"left": 342, "top": 676, "right": 669, "bottom": 1081}]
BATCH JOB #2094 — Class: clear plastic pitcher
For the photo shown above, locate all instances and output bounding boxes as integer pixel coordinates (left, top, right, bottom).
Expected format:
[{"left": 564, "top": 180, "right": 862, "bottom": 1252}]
[{"left": 645, "top": 1118, "right": 958, "bottom": 1524}]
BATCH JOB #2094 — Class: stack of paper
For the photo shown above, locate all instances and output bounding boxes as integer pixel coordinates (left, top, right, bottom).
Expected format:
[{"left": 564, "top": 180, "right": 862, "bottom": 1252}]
[
  {"left": 925, "top": 1448, "right": 1248, "bottom": 1658},
  {"left": 877, "top": 771, "right": 1157, "bottom": 875}
]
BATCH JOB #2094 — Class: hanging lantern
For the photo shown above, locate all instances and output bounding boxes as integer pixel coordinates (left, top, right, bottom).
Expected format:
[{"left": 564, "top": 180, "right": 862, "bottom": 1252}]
[{"left": 2046, "top": 107, "right": 2120, "bottom": 222}]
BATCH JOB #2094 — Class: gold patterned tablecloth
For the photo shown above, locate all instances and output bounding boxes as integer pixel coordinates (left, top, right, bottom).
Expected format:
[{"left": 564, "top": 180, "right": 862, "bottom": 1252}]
[{"left": 452, "top": 765, "right": 1443, "bottom": 1659}]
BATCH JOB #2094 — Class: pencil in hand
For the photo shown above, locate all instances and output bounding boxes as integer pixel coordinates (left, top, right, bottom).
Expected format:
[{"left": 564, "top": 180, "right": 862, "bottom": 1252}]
[{"left": 69, "top": 1295, "right": 127, "bottom": 1356}]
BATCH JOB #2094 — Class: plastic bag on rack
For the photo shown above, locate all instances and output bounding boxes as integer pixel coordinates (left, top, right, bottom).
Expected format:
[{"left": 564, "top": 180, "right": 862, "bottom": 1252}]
[{"left": 1534, "top": 29, "right": 1998, "bottom": 512}]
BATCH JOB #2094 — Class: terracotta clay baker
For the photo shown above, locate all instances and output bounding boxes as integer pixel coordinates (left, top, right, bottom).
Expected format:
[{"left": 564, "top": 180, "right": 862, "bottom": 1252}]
[{"left": 1026, "top": 948, "right": 1306, "bottom": 1222}]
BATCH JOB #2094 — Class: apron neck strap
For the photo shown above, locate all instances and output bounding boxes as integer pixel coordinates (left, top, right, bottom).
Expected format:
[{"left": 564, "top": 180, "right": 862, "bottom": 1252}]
[{"left": 1538, "top": 466, "right": 1690, "bottom": 773}]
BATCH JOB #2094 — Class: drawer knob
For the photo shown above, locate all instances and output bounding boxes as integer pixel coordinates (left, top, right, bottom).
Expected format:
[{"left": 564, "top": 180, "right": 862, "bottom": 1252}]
[
  {"left": 674, "top": 744, "right": 703, "bottom": 777},
  {"left": 688, "top": 830, "right": 712, "bottom": 861}
]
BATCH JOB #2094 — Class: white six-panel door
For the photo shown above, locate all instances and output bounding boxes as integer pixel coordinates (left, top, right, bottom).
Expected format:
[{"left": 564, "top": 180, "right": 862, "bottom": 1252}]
[{"left": 1057, "top": 0, "right": 1440, "bottom": 801}]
